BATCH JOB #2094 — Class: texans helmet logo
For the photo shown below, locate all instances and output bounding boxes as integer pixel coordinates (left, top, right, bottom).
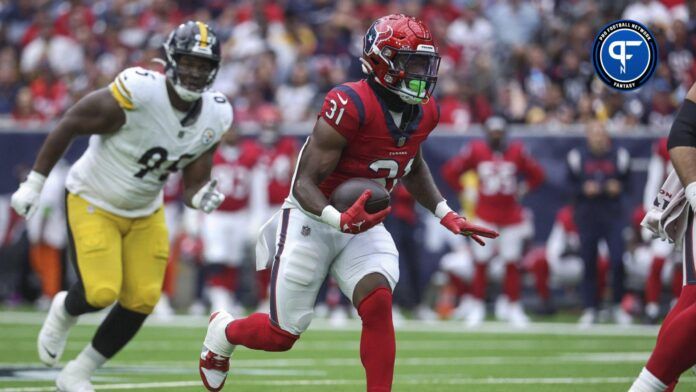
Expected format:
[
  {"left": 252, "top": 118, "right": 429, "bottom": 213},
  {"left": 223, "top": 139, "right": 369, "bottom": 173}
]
[{"left": 364, "top": 24, "right": 393, "bottom": 55}]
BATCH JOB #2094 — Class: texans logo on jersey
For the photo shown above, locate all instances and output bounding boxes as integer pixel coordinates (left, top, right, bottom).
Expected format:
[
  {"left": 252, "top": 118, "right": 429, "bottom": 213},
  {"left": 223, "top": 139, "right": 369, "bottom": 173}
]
[{"left": 364, "top": 24, "right": 393, "bottom": 56}]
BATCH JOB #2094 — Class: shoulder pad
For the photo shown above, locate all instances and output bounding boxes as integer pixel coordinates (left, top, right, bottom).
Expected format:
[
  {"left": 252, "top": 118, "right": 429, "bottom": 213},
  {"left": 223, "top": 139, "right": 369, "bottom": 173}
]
[
  {"left": 109, "top": 67, "right": 159, "bottom": 111},
  {"left": 320, "top": 85, "right": 365, "bottom": 140}
]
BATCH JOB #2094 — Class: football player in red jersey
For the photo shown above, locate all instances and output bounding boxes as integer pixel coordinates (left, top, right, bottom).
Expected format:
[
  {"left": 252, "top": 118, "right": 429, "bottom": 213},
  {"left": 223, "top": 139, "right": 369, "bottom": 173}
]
[
  {"left": 197, "top": 14, "right": 498, "bottom": 392},
  {"left": 442, "top": 116, "right": 545, "bottom": 327},
  {"left": 255, "top": 106, "right": 298, "bottom": 311},
  {"left": 642, "top": 138, "right": 679, "bottom": 323},
  {"left": 201, "top": 128, "right": 264, "bottom": 315}
]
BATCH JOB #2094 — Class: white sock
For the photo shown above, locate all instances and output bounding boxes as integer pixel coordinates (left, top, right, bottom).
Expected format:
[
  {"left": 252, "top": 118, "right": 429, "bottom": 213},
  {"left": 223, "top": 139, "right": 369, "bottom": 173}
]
[
  {"left": 629, "top": 367, "right": 667, "bottom": 392},
  {"left": 73, "top": 344, "right": 107, "bottom": 375}
]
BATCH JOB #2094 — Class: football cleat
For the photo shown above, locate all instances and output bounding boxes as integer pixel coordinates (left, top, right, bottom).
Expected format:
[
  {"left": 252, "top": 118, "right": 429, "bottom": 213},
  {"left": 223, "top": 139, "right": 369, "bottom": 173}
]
[
  {"left": 494, "top": 296, "right": 509, "bottom": 321},
  {"left": 56, "top": 360, "right": 95, "bottom": 392},
  {"left": 613, "top": 305, "right": 633, "bottom": 326},
  {"left": 38, "top": 291, "right": 77, "bottom": 367},
  {"left": 577, "top": 308, "right": 596, "bottom": 328},
  {"left": 507, "top": 302, "right": 530, "bottom": 328},
  {"left": 465, "top": 299, "right": 485, "bottom": 328},
  {"left": 200, "top": 311, "right": 236, "bottom": 391}
]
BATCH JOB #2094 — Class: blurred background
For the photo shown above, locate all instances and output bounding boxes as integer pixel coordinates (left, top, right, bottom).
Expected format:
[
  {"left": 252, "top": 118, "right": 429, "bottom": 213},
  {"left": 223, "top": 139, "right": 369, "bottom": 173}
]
[{"left": 0, "top": 0, "right": 693, "bottom": 327}]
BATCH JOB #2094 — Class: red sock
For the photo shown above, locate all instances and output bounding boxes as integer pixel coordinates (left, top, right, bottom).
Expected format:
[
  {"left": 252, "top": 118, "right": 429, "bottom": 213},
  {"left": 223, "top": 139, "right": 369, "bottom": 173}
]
[
  {"left": 646, "top": 257, "right": 666, "bottom": 304},
  {"left": 224, "top": 312, "right": 298, "bottom": 351},
  {"left": 448, "top": 272, "right": 468, "bottom": 297},
  {"left": 358, "top": 287, "right": 395, "bottom": 392},
  {"left": 645, "top": 285, "right": 696, "bottom": 385},
  {"left": 530, "top": 256, "right": 550, "bottom": 301},
  {"left": 672, "top": 267, "right": 683, "bottom": 299},
  {"left": 472, "top": 263, "right": 487, "bottom": 300},
  {"left": 504, "top": 263, "right": 521, "bottom": 302}
]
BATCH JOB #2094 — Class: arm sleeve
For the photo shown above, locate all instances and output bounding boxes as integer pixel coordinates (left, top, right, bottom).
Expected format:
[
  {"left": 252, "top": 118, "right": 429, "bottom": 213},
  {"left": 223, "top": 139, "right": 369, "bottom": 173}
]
[
  {"left": 667, "top": 99, "right": 696, "bottom": 149},
  {"left": 319, "top": 86, "right": 363, "bottom": 141}
]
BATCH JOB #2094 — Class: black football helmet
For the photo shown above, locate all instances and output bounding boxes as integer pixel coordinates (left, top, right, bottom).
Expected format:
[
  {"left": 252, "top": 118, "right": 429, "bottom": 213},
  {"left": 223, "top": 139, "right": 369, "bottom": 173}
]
[{"left": 163, "top": 21, "right": 221, "bottom": 101}]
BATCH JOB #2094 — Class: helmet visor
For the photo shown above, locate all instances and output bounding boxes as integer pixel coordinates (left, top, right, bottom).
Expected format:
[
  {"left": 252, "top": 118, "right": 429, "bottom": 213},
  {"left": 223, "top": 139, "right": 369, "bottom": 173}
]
[{"left": 391, "top": 51, "right": 440, "bottom": 98}]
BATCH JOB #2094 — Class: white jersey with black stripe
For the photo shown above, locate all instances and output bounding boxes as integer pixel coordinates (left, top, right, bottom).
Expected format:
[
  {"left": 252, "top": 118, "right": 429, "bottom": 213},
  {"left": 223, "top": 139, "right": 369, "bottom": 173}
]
[{"left": 65, "top": 67, "right": 233, "bottom": 218}]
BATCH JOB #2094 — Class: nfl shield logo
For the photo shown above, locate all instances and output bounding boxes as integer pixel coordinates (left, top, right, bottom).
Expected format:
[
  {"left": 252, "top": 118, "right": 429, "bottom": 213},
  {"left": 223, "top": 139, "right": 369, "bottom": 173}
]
[{"left": 301, "top": 226, "right": 311, "bottom": 236}]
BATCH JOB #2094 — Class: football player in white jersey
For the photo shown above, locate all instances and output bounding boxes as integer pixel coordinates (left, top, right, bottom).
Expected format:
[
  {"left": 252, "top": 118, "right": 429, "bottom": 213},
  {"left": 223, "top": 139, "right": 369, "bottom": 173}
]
[{"left": 10, "top": 21, "right": 232, "bottom": 392}]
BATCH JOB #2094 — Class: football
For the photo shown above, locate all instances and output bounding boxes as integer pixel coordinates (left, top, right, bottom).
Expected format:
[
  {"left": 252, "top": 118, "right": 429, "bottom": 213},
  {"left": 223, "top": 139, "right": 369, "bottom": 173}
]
[{"left": 329, "top": 178, "right": 390, "bottom": 214}]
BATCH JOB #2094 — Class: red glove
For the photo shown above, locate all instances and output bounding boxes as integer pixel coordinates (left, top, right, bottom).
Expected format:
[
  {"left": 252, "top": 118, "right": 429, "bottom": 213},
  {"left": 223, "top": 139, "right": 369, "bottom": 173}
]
[
  {"left": 440, "top": 211, "right": 499, "bottom": 246},
  {"left": 322, "top": 190, "right": 392, "bottom": 234}
]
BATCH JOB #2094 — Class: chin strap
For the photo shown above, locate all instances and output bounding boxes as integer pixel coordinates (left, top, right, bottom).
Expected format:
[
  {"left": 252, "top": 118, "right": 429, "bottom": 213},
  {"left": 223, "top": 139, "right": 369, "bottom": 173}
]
[{"left": 173, "top": 83, "right": 202, "bottom": 102}]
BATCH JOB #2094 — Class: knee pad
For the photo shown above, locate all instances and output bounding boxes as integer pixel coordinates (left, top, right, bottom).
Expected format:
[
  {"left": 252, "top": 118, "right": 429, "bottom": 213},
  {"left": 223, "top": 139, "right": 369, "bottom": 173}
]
[
  {"left": 121, "top": 286, "right": 162, "bottom": 315},
  {"left": 86, "top": 286, "right": 119, "bottom": 309},
  {"left": 357, "top": 287, "right": 393, "bottom": 322},
  {"left": 268, "top": 322, "right": 299, "bottom": 352}
]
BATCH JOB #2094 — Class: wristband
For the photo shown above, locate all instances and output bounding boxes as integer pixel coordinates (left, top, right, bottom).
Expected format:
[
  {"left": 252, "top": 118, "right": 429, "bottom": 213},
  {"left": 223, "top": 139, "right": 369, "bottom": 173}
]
[
  {"left": 320, "top": 205, "right": 341, "bottom": 229},
  {"left": 434, "top": 200, "right": 454, "bottom": 219},
  {"left": 686, "top": 182, "right": 696, "bottom": 210}
]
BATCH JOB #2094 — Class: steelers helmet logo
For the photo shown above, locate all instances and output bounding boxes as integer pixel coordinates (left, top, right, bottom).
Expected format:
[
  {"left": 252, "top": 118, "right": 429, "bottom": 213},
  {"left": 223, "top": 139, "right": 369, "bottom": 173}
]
[{"left": 592, "top": 20, "right": 657, "bottom": 91}]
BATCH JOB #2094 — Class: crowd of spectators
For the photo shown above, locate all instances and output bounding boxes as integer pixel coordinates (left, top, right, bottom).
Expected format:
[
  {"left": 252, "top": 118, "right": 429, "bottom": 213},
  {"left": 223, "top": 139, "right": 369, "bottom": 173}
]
[{"left": 0, "top": 0, "right": 694, "bottom": 131}]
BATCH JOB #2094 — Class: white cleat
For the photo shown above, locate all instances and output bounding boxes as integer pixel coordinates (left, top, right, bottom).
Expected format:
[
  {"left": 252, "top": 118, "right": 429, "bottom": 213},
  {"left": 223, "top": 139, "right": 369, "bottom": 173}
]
[
  {"left": 200, "top": 311, "right": 236, "bottom": 392},
  {"left": 55, "top": 360, "right": 95, "bottom": 392},
  {"left": 465, "top": 299, "right": 485, "bottom": 327},
  {"left": 507, "top": 302, "right": 530, "bottom": 328},
  {"left": 452, "top": 296, "right": 473, "bottom": 320},
  {"left": 494, "top": 296, "right": 510, "bottom": 321},
  {"left": 38, "top": 291, "right": 77, "bottom": 367},
  {"left": 613, "top": 305, "right": 633, "bottom": 326},
  {"left": 414, "top": 304, "right": 438, "bottom": 322},
  {"left": 578, "top": 308, "right": 596, "bottom": 328}
]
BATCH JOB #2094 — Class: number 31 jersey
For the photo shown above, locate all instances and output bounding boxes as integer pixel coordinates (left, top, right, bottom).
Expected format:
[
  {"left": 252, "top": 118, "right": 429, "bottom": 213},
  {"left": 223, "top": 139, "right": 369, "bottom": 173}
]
[
  {"left": 65, "top": 67, "right": 233, "bottom": 218},
  {"left": 286, "top": 79, "right": 439, "bottom": 212}
]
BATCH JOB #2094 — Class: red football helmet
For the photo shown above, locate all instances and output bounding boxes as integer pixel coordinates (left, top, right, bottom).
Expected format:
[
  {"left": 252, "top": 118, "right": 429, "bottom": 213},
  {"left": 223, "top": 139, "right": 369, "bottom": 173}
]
[{"left": 361, "top": 14, "right": 440, "bottom": 104}]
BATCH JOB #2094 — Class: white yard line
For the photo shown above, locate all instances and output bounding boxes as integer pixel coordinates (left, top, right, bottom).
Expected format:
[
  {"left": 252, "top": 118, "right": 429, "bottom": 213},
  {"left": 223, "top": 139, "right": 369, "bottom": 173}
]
[
  {"left": 2, "top": 376, "right": 694, "bottom": 391},
  {"left": 0, "top": 311, "right": 661, "bottom": 337},
  {"left": 0, "top": 353, "right": 656, "bottom": 371}
]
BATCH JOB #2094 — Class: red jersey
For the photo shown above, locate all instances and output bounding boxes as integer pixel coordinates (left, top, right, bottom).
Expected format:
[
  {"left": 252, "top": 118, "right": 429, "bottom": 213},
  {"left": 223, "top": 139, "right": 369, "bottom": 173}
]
[
  {"left": 442, "top": 140, "right": 544, "bottom": 225},
  {"left": 263, "top": 137, "right": 297, "bottom": 206},
  {"left": 213, "top": 140, "right": 263, "bottom": 212},
  {"left": 313, "top": 80, "right": 439, "bottom": 197}
]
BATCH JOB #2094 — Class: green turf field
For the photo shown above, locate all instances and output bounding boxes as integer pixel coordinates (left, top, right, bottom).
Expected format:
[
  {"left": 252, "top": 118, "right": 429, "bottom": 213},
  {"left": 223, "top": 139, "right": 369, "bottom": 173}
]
[{"left": 0, "top": 311, "right": 693, "bottom": 391}]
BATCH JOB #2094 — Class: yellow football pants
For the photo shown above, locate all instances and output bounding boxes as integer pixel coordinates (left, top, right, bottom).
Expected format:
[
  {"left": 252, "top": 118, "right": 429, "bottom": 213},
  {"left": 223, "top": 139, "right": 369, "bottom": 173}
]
[{"left": 66, "top": 192, "right": 169, "bottom": 314}]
